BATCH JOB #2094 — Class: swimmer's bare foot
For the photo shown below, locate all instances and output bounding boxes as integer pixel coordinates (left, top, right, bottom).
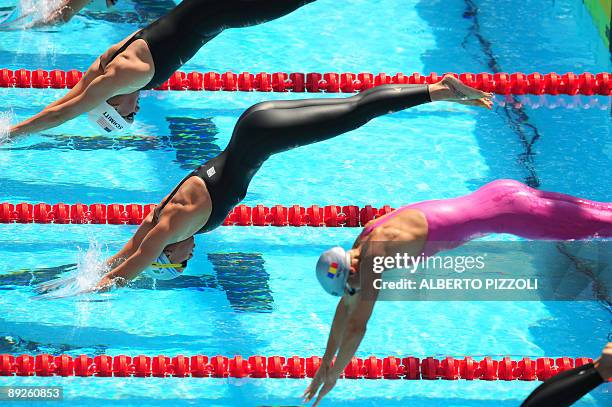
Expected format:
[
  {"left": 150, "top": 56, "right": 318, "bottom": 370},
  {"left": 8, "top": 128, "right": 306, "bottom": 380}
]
[
  {"left": 457, "top": 97, "right": 494, "bottom": 109},
  {"left": 429, "top": 75, "right": 494, "bottom": 109}
]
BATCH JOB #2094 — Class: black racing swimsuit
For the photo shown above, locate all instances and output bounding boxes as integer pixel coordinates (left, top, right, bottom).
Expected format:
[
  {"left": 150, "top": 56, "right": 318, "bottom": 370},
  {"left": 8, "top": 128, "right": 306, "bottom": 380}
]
[
  {"left": 521, "top": 362, "right": 605, "bottom": 407},
  {"left": 155, "top": 84, "right": 432, "bottom": 234},
  {"left": 105, "top": 0, "right": 315, "bottom": 90}
]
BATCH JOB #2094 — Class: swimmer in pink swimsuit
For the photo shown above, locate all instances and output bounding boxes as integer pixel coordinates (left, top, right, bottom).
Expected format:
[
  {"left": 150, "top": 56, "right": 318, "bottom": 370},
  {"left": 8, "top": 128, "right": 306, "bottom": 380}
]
[
  {"left": 362, "top": 179, "right": 612, "bottom": 257},
  {"left": 316, "top": 179, "right": 612, "bottom": 296},
  {"left": 304, "top": 179, "right": 612, "bottom": 405}
]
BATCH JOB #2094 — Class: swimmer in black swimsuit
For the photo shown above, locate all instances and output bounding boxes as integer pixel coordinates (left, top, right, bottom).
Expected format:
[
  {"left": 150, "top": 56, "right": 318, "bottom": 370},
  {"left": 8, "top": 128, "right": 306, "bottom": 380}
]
[
  {"left": 82, "top": 76, "right": 492, "bottom": 290},
  {"left": 521, "top": 342, "right": 611, "bottom": 407},
  {"left": 8, "top": 0, "right": 316, "bottom": 138}
]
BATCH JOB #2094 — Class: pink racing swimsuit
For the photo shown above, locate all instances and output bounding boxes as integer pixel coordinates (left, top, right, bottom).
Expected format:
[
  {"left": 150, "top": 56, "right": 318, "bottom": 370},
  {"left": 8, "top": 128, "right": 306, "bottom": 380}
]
[{"left": 361, "top": 179, "right": 612, "bottom": 256}]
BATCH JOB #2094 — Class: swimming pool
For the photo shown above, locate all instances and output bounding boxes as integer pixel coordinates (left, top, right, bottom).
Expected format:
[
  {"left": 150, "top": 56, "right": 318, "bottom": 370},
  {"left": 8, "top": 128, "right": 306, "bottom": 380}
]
[{"left": 0, "top": 0, "right": 611, "bottom": 405}]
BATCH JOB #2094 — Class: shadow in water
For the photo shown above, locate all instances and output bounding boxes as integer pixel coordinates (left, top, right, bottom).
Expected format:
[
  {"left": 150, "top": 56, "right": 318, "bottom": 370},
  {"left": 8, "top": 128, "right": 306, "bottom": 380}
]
[
  {"left": 0, "top": 333, "right": 107, "bottom": 355},
  {"left": 165, "top": 116, "right": 223, "bottom": 170},
  {"left": 81, "top": 0, "right": 175, "bottom": 25},
  {"left": 208, "top": 253, "right": 274, "bottom": 313}
]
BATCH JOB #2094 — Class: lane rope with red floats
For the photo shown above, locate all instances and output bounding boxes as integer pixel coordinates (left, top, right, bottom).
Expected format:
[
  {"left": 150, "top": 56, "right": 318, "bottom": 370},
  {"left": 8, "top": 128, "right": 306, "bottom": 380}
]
[
  {"left": 0, "top": 202, "right": 395, "bottom": 227},
  {"left": 1, "top": 69, "right": 610, "bottom": 95},
  {"left": 0, "top": 353, "right": 597, "bottom": 381}
]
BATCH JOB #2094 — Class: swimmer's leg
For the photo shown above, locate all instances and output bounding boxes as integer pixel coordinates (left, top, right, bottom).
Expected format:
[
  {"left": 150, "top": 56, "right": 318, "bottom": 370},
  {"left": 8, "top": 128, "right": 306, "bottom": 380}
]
[{"left": 231, "top": 83, "right": 437, "bottom": 156}]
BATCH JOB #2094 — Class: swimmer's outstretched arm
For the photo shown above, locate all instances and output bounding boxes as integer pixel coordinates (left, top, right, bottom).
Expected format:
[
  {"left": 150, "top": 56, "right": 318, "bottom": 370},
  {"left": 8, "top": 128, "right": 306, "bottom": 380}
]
[
  {"left": 44, "top": 59, "right": 103, "bottom": 111},
  {"left": 521, "top": 343, "right": 611, "bottom": 406},
  {"left": 104, "top": 211, "right": 157, "bottom": 270},
  {"left": 94, "top": 201, "right": 200, "bottom": 289},
  {"left": 303, "top": 298, "right": 349, "bottom": 399},
  {"left": 8, "top": 64, "right": 140, "bottom": 138},
  {"left": 13, "top": 28, "right": 141, "bottom": 132},
  {"left": 303, "top": 277, "right": 379, "bottom": 406},
  {"left": 103, "top": 187, "right": 177, "bottom": 271},
  {"left": 95, "top": 215, "right": 175, "bottom": 289},
  {"left": 303, "top": 293, "right": 376, "bottom": 406}
]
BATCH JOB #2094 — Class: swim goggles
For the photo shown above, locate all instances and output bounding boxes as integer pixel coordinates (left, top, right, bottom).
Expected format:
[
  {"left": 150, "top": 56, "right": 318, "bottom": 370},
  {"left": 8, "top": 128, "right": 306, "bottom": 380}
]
[
  {"left": 145, "top": 253, "right": 186, "bottom": 280},
  {"left": 345, "top": 283, "right": 357, "bottom": 296},
  {"left": 87, "top": 102, "right": 132, "bottom": 134}
]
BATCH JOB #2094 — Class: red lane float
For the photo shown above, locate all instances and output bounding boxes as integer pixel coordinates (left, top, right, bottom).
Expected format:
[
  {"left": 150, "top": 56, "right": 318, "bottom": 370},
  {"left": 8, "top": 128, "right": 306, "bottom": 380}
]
[
  {"left": 0, "top": 202, "right": 393, "bottom": 227},
  {"left": 0, "top": 69, "right": 610, "bottom": 95},
  {"left": 0, "top": 354, "right": 594, "bottom": 380}
]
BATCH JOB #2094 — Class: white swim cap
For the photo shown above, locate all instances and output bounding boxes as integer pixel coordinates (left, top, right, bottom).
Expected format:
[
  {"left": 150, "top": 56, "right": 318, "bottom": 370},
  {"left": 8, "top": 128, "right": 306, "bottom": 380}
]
[
  {"left": 146, "top": 253, "right": 185, "bottom": 280},
  {"left": 315, "top": 247, "right": 352, "bottom": 296},
  {"left": 87, "top": 102, "right": 132, "bottom": 133}
]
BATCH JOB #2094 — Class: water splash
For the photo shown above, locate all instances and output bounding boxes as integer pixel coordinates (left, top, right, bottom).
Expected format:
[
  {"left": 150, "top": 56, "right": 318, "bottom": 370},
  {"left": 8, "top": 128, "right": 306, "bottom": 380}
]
[
  {"left": 75, "top": 238, "right": 111, "bottom": 284},
  {"left": 0, "top": 111, "right": 11, "bottom": 144},
  {"left": 33, "top": 238, "right": 111, "bottom": 299},
  {"left": 19, "top": 0, "right": 64, "bottom": 19},
  {"left": 0, "top": 0, "right": 64, "bottom": 29}
]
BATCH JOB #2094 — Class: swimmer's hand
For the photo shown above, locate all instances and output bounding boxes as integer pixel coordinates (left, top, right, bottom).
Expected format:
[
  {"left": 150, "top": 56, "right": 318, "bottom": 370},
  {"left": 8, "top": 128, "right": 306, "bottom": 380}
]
[
  {"left": 7, "top": 125, "right": 22, "bottom": 141},
  {"left": 302, "top": 361, "right": 338, "bottom": 406},
  {"left": 94, "top": 275, "right": 120, "bottom": 292}
]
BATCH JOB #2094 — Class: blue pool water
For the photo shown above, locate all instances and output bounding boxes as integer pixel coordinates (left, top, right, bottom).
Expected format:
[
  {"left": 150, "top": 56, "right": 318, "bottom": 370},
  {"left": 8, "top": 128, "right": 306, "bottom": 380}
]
[{"left": 0, "top": 0, "right": 611, "bottom": 405}]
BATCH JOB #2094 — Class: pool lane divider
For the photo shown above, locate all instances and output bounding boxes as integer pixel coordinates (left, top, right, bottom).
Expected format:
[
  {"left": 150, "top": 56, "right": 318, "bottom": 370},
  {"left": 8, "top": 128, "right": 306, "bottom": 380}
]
[
  {"left": 0, "top": 202, "right": 393, "bottom": 227},
  {"left": 1, "top": 69, "right": 610, "bottom": 95},
  {"left": 0, "top": 354, "right": 597, "bottom": 380}
]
